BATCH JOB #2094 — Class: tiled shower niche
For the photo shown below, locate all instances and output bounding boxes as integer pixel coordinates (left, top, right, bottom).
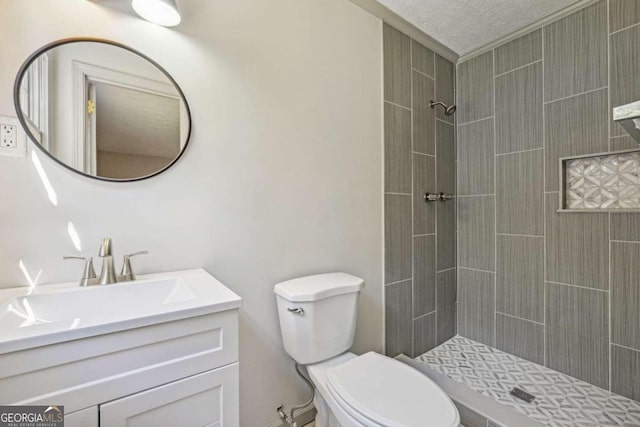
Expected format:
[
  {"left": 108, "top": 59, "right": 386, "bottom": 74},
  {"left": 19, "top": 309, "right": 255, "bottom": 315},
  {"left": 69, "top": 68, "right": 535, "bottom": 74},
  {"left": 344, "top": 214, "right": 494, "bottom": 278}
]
[{"left": 561, "top": 149, "right": 640, "bottom": 211}]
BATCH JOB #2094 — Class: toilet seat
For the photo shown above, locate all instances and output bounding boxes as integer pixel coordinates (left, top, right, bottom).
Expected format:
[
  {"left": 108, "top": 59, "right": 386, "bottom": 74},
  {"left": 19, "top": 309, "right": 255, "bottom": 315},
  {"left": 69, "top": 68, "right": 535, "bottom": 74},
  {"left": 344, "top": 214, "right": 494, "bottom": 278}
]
[
  {"left": 324, "top": 352, "right": 459, "bottom": 427},
  {"left": 325, "top": 377, "right": 386, "bottom": 426}
]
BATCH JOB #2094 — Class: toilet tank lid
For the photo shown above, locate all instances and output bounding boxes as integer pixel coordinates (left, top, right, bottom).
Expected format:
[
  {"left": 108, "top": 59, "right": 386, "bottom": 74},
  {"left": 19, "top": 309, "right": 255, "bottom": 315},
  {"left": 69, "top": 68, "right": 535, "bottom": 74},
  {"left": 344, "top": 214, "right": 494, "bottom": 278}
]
[{"left": 274, "top": 273, "right": 364, "bottom": 302}]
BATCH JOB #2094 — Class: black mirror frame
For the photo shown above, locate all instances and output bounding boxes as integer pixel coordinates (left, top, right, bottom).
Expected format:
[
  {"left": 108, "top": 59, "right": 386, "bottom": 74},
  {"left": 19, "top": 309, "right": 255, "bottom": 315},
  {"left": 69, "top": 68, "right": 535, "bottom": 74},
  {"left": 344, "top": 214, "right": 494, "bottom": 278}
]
[{"left": 13, "top": 37, "right": 192, "bottom": 183}]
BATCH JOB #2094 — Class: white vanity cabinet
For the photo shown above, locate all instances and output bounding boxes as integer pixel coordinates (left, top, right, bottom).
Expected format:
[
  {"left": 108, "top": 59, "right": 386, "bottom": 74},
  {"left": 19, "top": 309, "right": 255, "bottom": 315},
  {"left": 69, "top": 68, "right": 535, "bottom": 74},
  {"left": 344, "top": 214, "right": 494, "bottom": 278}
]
[
  {"left": 0, "top": 269, "right": 241, "bottom": 427},
  {"left": 100, "top": 363, "right": 238, "bottom": 426},
  {"left": 65, "top": 406, "right": 99, "bottom": 427}
]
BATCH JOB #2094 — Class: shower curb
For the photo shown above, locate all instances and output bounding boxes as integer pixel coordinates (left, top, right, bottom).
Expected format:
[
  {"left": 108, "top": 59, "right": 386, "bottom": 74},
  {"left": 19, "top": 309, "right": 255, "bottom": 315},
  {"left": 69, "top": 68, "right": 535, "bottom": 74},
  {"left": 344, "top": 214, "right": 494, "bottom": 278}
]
[{"left": 397, "top": 354, "right": 543, "bottom": 427}]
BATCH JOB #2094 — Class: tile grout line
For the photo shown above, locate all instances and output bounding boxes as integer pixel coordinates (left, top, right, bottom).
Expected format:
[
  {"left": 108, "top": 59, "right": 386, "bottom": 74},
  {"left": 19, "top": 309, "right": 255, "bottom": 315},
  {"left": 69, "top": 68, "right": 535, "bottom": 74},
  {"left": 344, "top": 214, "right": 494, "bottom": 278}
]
[
  {"left": 543, "top": 85, "right": 608, "bottom": 105},
  {"left": 496, "top": 147, "right": 544, "bottom": 157},
  {"left": 433, "top": 44, "right": 439, "bottom": 350},
  {"left": 415, "top": 310, "right": 436, "bottom": 321},
  {"left": 435, "top": 117, "right": 454, "bottom": 126},
  {"left": 611, "top": 342, "right": 640, "bottom": 354},
  {"left": 609, "top": 214, "right": 613, "bottom": 390},
  {"left": 494, "top": 59, "right": 543, "bottom": 79},
  {"left": 453, "top": 66, "right": 458, "bottom": 340},
  {"left": 385, "top": 192, "right": 412, "bottom": 196},
  {"left": 497, "top": 232, "right": 544, "bottom": 239},
  {"left": 384, "top": 99, "right": 411, "bottom": 112},
  {"left": 547, "top": 280, "right": 609, "bottom": 293},
  {"left": 410, "top": 37, "right": 415, "bottom": 358},
  {"left": 492, "top": 47, "right": 497, "bottom": 348},
  {"left": 455, "top": 59, "right": 460, "bottom": 340},
  {"left": 459, "top": 266, "right": 495, "bottom": 275},
  {"left": 382, "top": 27, "right": 386, "bottom": 354},
  {"left": 609, "top": 20, "right": 640, "bottom": 36},
  {"left": 431, "top": 49, "right": 435, "bottom": 81},
  {"left": 411, "top": 66, "right": 435, "bottom": 81},
  {"left": 607, "top": 0, "right": 612, "bottom": 392},
  {"left": 496, "top": 311, "right": 545, "bottom": 327},
  {"left": 458, "top": 115, "right": 495, "bottom": 127},
  {"left": 542, "top": 24, "right": 547, "bottom": 367},
  {"left": 608, "top": 7, "right": 613, "bottom": 150},
  {"left": 413, "top": 151, "right": 435, "bottom": 158},
  {"left": 385, "top": 278, "right": 413, "bottom": 287}
]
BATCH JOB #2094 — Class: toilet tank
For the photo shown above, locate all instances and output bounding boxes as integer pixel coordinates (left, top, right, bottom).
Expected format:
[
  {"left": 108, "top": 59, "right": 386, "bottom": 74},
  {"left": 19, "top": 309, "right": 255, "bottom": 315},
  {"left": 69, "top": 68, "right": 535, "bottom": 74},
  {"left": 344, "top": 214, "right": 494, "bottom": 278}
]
[{"left": 274, "top": 273, "right": 364, "bottom": 365}]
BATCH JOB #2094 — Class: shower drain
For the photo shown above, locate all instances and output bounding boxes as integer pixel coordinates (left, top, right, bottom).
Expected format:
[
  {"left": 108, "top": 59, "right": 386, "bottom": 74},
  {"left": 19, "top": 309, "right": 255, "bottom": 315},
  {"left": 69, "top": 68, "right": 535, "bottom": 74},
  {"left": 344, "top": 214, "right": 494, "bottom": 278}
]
[{"left": 510, "top": 387, "right": 536, "bottom": 404}]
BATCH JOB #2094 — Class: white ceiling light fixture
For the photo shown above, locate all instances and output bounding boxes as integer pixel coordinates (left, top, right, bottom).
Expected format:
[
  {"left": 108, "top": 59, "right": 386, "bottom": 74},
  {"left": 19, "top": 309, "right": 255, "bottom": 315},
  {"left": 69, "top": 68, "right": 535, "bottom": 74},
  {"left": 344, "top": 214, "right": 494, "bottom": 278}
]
[{"left": 131, "top": 0, "right": 181, "bottom": 27}]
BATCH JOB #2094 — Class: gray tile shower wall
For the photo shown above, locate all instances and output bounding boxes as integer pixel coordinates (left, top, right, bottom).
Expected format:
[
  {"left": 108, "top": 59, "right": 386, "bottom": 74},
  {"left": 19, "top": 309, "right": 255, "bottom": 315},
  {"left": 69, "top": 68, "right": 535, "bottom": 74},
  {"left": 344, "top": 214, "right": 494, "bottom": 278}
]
[
  {"left": 610, "top": 19, "right": 640, "bottom": 137},
  {"left": 543, "top": 0, "right": 608, "bottom": 102},
  {"left": 384, "top": 24, "right": 457, "bottom": 357},
  {"left": 458, "top": 268, "right": 495, "bottom": 346},
  {"left": 456, "top": 0, "right": 640, "bottom": 401}
]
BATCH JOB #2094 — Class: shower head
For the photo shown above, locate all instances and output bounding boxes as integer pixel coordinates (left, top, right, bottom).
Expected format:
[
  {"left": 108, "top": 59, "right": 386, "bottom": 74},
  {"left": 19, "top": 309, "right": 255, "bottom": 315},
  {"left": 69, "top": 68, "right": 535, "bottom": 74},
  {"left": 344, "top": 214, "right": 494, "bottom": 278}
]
[{"left": 429, "top": 100, "right": 457, "bottom": 116}]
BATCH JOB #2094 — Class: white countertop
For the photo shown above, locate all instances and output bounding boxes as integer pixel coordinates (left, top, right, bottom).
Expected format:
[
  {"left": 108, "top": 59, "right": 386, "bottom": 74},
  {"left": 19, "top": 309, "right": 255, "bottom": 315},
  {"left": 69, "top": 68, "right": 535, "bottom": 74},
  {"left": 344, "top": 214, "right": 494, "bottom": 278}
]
[{"left": 0, "top": 269, "right": 241, "bottom": 354}]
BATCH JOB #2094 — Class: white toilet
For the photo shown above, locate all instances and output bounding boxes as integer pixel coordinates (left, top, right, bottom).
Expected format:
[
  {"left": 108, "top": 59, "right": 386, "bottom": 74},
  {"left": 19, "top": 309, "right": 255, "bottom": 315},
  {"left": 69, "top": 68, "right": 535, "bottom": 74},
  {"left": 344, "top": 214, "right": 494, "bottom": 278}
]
[{"left": 274, "top": 272, "right": 460, "bottom": 427}]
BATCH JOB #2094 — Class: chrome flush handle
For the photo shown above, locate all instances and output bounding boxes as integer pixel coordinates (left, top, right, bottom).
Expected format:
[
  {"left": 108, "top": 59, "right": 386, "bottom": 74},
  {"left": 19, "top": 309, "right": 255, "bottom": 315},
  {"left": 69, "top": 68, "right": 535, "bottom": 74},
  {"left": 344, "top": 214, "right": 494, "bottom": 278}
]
[{"left": 287, "top": 307, "right": 304, "bottom": 315}]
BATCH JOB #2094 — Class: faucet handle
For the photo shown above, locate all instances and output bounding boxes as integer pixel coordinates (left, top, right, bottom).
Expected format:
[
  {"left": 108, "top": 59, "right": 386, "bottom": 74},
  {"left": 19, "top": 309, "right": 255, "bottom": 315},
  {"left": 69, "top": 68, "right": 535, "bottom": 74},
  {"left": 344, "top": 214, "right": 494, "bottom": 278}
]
[
  {"left": 124, "top": 251, "right": 149, "bottom": 258},
  {"left": 63, "top": 256, "right": 97, "bottom": 287},
  {"left": 120, "top": 251, "right": 148, "bottom": 282}
]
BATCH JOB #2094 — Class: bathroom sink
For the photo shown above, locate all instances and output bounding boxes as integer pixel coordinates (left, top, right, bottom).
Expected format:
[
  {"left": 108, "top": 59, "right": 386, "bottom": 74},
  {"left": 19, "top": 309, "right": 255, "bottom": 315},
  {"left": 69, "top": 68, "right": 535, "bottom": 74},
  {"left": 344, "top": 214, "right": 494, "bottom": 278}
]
[{"left": 0, "top": 269, "right": 241, "bottom": 353}]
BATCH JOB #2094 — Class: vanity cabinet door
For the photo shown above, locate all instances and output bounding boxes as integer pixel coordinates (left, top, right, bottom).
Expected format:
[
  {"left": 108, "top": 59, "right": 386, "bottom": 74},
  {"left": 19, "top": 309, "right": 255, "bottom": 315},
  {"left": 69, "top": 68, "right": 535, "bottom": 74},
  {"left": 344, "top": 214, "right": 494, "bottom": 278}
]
[
  {"left": 64, "top": 406, "right": 98, "bottom": 427},
  {"left": 100, "top": 363, "right": 239, "bottom": 427}
]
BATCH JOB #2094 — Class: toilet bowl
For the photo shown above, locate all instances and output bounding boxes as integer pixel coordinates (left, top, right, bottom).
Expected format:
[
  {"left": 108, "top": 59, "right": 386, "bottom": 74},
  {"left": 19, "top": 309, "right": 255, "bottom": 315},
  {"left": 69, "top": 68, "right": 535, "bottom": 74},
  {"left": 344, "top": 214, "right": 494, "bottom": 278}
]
[{"left": 274, "top": 273, "right": 459, "bottom": 427}]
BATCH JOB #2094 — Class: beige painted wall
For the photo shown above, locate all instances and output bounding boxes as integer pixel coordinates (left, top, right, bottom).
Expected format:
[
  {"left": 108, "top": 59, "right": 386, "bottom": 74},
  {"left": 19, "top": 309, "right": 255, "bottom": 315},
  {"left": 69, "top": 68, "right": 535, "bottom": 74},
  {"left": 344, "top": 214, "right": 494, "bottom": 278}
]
[{"left": 0, "top": 0, "right": 383, "bottom": 425}]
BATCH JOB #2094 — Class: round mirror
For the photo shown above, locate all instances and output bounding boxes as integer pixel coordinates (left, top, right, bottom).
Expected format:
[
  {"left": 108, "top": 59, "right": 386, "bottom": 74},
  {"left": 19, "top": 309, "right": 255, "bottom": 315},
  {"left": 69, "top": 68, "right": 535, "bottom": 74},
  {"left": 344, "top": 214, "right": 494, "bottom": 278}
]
[{"left": 14, "top": 38, "right": 191, "bottom": 182}]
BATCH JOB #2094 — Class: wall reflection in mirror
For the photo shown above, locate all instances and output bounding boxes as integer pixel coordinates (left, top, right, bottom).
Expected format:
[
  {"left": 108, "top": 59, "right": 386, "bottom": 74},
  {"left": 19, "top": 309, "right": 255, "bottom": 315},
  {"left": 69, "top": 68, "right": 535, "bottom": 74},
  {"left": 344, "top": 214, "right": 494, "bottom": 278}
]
[{"left": 16, "top": 40, "right": 191, "bottom": 181}]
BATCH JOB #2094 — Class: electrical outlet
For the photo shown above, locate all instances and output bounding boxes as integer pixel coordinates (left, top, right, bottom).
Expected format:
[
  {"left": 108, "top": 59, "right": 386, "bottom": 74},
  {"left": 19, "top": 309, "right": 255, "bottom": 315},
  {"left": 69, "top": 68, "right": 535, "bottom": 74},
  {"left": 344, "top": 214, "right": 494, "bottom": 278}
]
[
  {"left": 1, "top": 124, "right": 17, "bottom": 149},
  {"left": 0, "top": 116, "right": 26, "bottom": 158}
]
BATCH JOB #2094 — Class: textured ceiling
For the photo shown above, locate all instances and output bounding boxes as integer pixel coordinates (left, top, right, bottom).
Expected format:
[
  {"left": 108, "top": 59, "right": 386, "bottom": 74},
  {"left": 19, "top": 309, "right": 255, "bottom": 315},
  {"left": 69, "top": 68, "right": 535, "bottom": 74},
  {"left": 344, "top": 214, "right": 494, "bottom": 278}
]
[{"left": 376, "top": 0, "right": 581, "bottom": 55}]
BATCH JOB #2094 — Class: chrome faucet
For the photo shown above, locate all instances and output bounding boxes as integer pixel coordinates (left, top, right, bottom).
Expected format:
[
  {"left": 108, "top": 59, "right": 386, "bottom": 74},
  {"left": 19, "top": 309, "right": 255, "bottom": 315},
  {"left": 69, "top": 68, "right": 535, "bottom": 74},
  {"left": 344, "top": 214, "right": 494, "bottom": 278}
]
[{"left": 65, "top": 238, "right": 147, "bottom": 286}]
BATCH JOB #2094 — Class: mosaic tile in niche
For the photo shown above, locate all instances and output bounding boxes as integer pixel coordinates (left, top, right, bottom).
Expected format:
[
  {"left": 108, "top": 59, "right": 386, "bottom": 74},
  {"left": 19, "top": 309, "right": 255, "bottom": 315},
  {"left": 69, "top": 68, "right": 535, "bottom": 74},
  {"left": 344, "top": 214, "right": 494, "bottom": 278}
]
[{"left": 565, "top": 151, "right": 640, "bottom": 209}]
